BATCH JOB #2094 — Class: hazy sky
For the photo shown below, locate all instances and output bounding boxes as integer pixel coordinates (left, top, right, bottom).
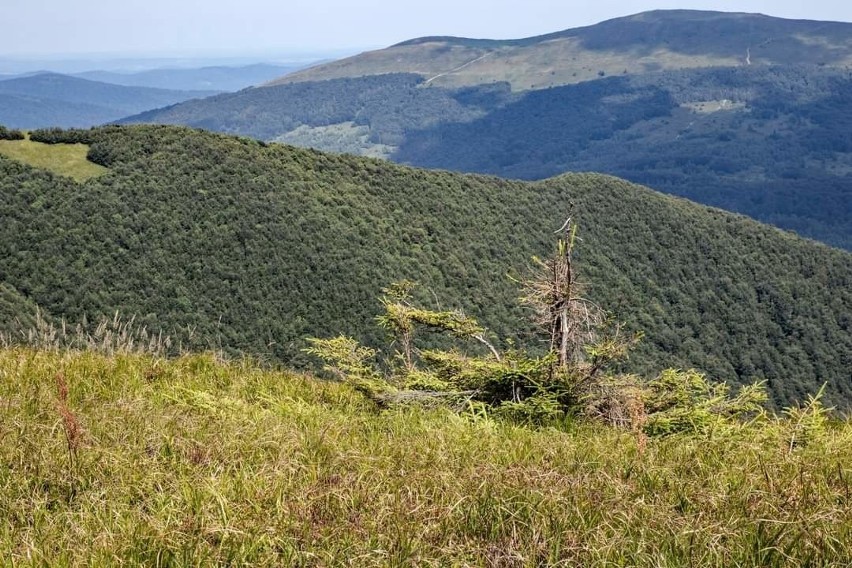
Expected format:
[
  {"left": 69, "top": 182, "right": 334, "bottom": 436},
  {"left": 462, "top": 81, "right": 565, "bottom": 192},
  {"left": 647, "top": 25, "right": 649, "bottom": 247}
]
[{"left": 5, "top": 0, "right": 852, "bottom": 58}]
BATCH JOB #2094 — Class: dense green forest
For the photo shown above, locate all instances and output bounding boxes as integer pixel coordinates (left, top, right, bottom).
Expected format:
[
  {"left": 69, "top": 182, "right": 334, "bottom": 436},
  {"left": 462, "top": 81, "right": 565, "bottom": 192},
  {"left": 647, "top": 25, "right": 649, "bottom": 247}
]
[
  {"left": 0, "top": 281, "right": 44, "bottom": 336},
  {"left": 396, "top": 66, "right": 852, "bottom": 250},
  {"left": 122, "top": 73, "right": 507, "bottom": 144},
  {"left": 123, "top": 65, "right": 852, "bottom": 249},
  {"left": 0, "top": 125, "right": 850, "bottom": 408}
]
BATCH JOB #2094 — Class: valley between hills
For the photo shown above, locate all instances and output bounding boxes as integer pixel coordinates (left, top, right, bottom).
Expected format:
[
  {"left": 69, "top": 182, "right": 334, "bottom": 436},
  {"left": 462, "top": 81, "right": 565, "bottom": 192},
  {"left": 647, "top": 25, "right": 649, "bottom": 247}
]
[{"left": 122, "top": 10, "right": 852, "bottom": 250}]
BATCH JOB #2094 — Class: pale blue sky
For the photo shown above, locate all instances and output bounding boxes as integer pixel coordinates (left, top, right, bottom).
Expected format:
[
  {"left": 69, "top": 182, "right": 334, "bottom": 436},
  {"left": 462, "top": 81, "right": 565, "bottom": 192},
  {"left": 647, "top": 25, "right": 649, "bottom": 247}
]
[{"left": 4, "top": 0, "right": 852, "bottom": 57}]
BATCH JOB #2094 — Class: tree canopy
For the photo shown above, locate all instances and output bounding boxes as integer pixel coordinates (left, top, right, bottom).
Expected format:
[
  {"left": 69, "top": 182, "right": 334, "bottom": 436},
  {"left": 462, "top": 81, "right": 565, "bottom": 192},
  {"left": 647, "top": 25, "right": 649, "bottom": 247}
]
[{"left": 0, "top": 124, "right": 849, "bottom": 408}]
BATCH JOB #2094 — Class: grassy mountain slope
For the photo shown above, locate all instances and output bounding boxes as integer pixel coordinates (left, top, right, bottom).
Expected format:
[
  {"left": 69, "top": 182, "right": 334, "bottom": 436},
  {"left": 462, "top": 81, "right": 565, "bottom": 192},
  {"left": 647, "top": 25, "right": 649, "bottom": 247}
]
[
  {"left": 272, "top": 10, "right": 852, "bottom": 91},
  {"left": 0, "top": 125, "right": 849, "bottom": 408},
  {"left": 0, "top": 73, "right": 216, "bottom": 129},
  {"left": 3, "top": 347, "right": 852, "bottom": 565},
  {"left": 0, "top": 135, "right": 107, "bottom": 181}
]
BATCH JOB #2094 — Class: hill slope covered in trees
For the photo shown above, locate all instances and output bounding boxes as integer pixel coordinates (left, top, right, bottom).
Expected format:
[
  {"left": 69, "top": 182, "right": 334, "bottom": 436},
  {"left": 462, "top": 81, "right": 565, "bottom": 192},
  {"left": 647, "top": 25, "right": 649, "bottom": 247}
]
[
  {"left": 0, "top": 125, "right": 849, "bottom": 408},
  {"left": 0, "top": 281, "right": 45, "bottom": 337},
  {"left": 122, "top": 65, "right": 852, "bottom": 249},
  {"left": 394, "top": 66, "right": 852, "bottom": 249}
]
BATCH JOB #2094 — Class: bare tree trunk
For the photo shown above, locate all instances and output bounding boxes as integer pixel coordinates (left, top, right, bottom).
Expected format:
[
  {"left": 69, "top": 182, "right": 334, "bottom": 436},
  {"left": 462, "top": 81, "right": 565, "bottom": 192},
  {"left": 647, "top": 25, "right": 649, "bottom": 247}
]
[
  {"left": 401, "top": 328, "right": 413, "bottom": 372},
  {"left": 550, "top": 261, "right": 559, "bottom": 356},
  {"left": 560, "top": 303, "right": 570, "bottom": 368},
  {"left": 556, "top": 219, "right": 574, "bottom": 369},
  {"left": 473, "top": 333, "right": 502, "bottom": 362}
]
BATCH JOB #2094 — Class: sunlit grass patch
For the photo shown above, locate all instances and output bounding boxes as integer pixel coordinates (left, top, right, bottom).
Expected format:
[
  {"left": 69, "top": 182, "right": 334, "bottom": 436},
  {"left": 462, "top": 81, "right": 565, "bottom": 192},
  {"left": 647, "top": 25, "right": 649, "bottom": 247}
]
[
  {"left": 0, "top": 134, "right": 107, "bottom": 182},
  {"left": 1, "top": 347, "right": 851, "bottom": 566}
]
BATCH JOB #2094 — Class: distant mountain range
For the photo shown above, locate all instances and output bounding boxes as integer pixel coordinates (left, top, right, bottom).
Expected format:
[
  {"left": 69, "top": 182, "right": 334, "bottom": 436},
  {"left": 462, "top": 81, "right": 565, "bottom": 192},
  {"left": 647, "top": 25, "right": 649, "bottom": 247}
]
[
  {"left": 121, "top": 10, "right": 852, "bottom": 250},
  {"left": 0, "top": 73, "right": 216, "bottom": 129},
  {"left": 272, "top": 10, "right": 852, "bottom": 90},
  {"left": 73, "top": 63, "right": 310, "bottom": 92}
]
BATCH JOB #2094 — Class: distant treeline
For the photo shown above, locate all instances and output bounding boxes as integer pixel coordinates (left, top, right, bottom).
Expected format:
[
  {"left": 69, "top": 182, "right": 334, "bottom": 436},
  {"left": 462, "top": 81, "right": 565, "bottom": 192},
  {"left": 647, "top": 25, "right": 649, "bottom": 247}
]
[{"left": 0, "top": 126, "right": 24, "bottom": 140}]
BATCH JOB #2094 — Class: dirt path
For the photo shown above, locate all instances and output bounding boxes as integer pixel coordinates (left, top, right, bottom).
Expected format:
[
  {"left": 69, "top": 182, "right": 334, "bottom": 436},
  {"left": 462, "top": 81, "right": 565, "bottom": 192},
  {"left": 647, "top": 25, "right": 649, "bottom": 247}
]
[{"left": 424, "top": 52, "right": 493, "bottom": 85}]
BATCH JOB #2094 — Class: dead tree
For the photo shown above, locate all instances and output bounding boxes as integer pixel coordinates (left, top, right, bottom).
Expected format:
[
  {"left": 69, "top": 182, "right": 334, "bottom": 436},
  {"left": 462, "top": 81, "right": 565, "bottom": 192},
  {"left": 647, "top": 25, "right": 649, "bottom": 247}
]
[{"left": 520, "top": 217, "right": 603, "bottom": 371}]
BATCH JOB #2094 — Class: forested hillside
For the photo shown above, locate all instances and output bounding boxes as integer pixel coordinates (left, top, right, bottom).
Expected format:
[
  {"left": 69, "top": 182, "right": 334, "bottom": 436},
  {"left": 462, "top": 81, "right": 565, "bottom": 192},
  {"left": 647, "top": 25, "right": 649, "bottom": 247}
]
[
  {"left": 0, "top": 125, "right": 849, "bottom": 408},
  {"left": 0, "top": 281, "right": 44, "bottom": 337},
  {"left": 122, "top": 73, "right": 504, "bottom": 146},
  {"left": 122, "top": 65, "right": 852, "bottom": 250},
  {"left": 395, "top": 66, "right": 852, "bottom": 249}
]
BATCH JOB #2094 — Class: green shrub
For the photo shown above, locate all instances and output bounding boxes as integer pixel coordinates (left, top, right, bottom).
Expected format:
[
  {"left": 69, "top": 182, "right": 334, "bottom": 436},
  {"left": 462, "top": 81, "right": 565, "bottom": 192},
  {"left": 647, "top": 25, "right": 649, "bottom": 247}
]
[
  {"left": 305, "top": 224, "right": 772, "bottom": 433},
  {"left": 643, "top": 369, "right": 767, "bottom": 435},
  {"left": 0, "top": 125, "right": 25, "bottom": 140}
]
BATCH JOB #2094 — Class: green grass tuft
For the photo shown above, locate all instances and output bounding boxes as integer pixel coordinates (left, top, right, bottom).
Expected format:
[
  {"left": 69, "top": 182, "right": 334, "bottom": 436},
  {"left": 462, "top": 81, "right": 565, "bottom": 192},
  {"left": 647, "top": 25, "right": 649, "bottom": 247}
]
[
  {"left": 2, "top": 347, "right": 851, "bottom": 566},
  {"left": 0, "top": 135, "right": 107, "bottom": 182}
]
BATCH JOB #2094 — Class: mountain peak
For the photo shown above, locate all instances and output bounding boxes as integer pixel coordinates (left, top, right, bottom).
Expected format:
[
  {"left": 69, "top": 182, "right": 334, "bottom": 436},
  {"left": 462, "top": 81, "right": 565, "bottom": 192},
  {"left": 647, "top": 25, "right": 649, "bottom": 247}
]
[
  {"left": 619, "top": 9, "right": 768, "bottom": 21},
  {"left": 268, "top": 9, "right": 852, "bottom": 90}
]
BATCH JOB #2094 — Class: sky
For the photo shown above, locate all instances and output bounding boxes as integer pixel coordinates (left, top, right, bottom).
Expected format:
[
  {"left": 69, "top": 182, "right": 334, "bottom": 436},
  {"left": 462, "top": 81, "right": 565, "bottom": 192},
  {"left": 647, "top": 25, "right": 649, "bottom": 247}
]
[{"left": 4, "top": 0, "right": 852, "bottom": 59}]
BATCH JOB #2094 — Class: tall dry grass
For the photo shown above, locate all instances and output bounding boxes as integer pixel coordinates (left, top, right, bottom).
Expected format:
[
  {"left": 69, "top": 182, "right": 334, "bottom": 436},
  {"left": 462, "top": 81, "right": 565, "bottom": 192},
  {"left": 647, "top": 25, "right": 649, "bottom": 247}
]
[{"left": 0, "top": 311, "right": 173, "bottom": 356}]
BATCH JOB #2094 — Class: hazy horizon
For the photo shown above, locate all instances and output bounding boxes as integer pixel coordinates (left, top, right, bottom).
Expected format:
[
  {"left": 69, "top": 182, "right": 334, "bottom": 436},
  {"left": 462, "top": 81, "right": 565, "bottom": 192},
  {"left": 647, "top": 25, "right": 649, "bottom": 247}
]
[
  {"left": 7, "top": 1, "right": 852, "bottom": 54},
  {"left": 0, "top": 51, "right": 355, "bottom": 76},
  {"left": 4, "top": 1, "right": 852, "bottom": 74}
]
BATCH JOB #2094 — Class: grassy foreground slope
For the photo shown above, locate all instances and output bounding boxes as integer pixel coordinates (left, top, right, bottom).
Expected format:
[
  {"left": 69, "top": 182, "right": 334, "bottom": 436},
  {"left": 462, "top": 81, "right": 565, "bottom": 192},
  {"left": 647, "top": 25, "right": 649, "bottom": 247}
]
[
  {"left": 2, "top": 348, "right": 851, "bottom": 566},
  {"left": 0, "top": 125, "right": 849, "bottom": 408}
]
